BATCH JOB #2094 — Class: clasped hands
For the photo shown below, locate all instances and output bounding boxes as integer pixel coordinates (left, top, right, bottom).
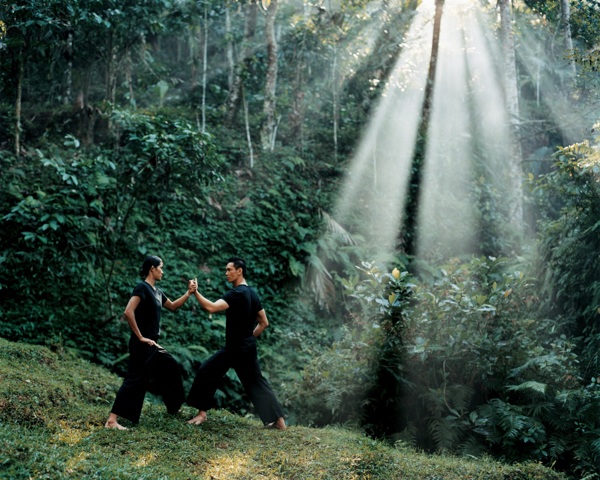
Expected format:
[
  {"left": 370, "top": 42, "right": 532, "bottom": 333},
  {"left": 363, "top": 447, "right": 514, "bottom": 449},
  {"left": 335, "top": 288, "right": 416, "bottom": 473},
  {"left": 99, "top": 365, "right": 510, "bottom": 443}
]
[{"left": 188, "top": 278, "right": 198, "bottom": 296}]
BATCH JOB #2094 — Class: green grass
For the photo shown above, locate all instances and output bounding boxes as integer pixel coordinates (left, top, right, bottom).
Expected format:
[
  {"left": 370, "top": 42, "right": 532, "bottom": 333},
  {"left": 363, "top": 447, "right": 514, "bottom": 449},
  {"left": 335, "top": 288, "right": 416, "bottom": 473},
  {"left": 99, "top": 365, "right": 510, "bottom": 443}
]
[{"left": 0, "top": 337, "right": 566, "bottom": 479}]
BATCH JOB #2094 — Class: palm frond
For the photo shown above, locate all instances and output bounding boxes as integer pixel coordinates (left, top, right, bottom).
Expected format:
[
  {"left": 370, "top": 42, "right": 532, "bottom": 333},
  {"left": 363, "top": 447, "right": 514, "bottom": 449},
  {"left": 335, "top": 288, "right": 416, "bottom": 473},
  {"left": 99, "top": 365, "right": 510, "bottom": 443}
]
[{"left": 320, "top": 209, "right": 356, "bottom": 246}]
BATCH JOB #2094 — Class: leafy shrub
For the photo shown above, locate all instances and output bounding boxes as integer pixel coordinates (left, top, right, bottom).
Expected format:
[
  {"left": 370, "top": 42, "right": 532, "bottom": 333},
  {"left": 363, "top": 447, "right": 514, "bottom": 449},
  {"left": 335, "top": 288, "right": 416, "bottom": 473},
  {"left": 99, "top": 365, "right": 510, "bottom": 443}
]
[
  {"left": 0, "top": 115, "right": 341, "bottom": 421},
  {"left": 290, "top": 256, "right": 600, "bottom": 478},
  {"left": 283, "top": 323, "right": 374, "bottom": 427},
  {"left": 0, "top": 113, "right": 226, "bottom": 365},
  {"left": 288, "top": 261, "right": 413, "bottom": 430},
  {"left": 531, "top": 136, "right": 600, "bottom": 379}
]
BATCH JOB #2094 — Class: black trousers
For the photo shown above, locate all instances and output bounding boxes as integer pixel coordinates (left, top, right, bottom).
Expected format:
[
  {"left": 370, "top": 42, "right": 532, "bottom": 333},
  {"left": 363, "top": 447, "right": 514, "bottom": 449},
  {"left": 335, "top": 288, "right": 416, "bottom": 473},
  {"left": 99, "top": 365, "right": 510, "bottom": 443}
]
[
  {"left": 186, "top": 339, "right": 284, "bottom": 425},
  {"left": 111, "top": 338, "right": 185, "bottom": 424}
]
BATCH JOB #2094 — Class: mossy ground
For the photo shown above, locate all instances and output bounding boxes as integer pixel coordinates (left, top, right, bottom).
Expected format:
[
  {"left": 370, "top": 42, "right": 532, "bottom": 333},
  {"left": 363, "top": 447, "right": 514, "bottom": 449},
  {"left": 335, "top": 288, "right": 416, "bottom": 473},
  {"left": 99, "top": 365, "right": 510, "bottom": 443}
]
[{"left": 0, "top": 338, "right": 565, "bottom": 479}]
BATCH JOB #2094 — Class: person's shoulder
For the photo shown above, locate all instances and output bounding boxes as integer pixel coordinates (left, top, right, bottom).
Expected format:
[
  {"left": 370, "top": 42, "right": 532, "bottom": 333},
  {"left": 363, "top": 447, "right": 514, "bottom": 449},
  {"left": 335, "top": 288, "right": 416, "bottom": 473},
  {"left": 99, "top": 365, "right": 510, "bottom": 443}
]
[
  {"left": 243, "top": 285, "right": 260, "bottom": 299},
  {"left": 238, "top": 284, "right": 257, "bottom": 294},
  {"left": 223, "top": 284, "right": 253, "bottom": 297},
  {"left": 132, "top": 282, "right": 150, "bottom": 297},
  {"left": 221, "top": 286, "right": 235, "bottom": 297}
]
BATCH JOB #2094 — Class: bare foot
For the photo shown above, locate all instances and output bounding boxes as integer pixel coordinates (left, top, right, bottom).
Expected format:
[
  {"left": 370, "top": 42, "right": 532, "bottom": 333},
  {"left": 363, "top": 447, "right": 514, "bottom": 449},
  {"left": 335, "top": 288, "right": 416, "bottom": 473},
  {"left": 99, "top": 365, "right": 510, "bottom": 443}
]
[
  {"left": 187, "top": 411, "right": 207, "bottom": 425},
  {"left": 105, "top": 421, "right": 127, "bottom": 430},
  {"left": 265, "top": 417, "right": 286, "bottom": 430},
  {"left": 104, "top": 413, "right": 127, "bottom": 430}
]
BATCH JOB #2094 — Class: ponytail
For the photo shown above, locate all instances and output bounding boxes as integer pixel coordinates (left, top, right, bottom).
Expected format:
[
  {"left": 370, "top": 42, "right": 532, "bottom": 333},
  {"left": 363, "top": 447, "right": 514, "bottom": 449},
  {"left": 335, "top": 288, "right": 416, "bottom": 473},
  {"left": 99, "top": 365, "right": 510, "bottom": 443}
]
[{"left": 139, "top": 256, "right": 162, "bottom": 278}]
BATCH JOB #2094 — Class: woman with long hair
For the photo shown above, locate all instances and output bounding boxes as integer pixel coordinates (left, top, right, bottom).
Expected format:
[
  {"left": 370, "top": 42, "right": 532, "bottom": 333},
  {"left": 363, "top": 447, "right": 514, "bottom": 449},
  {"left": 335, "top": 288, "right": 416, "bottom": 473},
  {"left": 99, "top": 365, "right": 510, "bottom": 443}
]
[{"left": 105, "top": 256, "right": 196, "bottom": 429}]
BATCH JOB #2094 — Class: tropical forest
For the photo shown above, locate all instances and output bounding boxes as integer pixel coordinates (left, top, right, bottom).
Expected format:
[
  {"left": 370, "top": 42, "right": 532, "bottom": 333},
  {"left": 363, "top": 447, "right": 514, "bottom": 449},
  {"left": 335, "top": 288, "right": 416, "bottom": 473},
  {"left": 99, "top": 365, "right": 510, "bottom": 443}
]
[{"left": 2, "top": 0, "right": 600, "bottom": 478}]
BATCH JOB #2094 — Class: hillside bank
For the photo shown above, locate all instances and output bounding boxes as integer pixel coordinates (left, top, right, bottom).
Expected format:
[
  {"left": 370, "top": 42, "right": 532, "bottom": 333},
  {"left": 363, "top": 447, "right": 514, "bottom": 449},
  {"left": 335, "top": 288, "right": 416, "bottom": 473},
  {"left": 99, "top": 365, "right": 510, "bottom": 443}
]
[{"left": 0, "top": 338, "right": 565, "bottom": 479}]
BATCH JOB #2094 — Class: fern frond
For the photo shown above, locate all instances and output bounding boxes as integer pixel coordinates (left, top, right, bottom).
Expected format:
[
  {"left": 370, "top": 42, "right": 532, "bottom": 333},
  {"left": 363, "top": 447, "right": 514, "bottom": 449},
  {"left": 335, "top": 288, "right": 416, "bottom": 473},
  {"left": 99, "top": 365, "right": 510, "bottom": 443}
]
[
  {"left": 458, "top": 435, "right": 487, "bottom": 457},
  {"left": 506, "top": 381, "right": 547, "bottom": 395},
  {"left": 446, "top": 384, "right": 475, "bottom": 414},
  {"left": 428, "top": 416, "right": 462, "bottom": 451}
]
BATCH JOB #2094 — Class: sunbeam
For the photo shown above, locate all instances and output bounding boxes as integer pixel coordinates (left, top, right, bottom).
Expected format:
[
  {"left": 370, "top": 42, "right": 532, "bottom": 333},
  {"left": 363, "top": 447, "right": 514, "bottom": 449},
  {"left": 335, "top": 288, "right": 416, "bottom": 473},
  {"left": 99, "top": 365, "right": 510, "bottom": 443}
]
[
  {"left": 332, "top": 0, "right": 525, "bottom": 261},
  {"left": 333, "top": 0, "right": 434, "bottom": 254},
  {"left": 517, "top": 19, "right": 588, "bottom": 146},
  {"left": 417, "top": 0, "right": 514, "bottom": 258}
]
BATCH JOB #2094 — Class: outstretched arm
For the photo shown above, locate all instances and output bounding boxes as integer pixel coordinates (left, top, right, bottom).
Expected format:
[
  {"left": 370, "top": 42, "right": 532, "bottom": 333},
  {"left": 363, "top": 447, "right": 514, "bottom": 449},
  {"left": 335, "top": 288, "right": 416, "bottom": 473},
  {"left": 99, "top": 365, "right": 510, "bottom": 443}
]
[
  {"left": 193, "top": 290, "right": 229, "bottom": 314},
  {"left": 253, "top": 309, "right": 269, "bottom": 337},
  {"left": 164, "top": 280, "right": 196, "bottom": 312}
]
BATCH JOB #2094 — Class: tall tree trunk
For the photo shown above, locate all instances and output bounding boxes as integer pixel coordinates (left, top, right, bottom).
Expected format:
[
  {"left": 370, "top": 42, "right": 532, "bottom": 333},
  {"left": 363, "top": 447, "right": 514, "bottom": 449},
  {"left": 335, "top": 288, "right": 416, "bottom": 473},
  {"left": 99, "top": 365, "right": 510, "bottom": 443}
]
[
  {"left": 64, "top": 30, "right": 73, "bottom": 105},
  {"left": 190, "top": 25, "right": 200, "bottom": 90},
  {"left": 560, "top": 0, "right": 577, "bottom": 77},
  {"left": 105, "top": 33, "right": 118, "bottom": 135},
  {"left": 106, "top": 33, "right": 117, "bottom": 106},
  {"left": 226, "top": 5, "right": 235, "bottom": 93},
  {"left": 83, "top": 70, "right": 97, "bottom": 147},
  {"left": 243, "top": 86, "right": 255, "bottom": 168},
  {"left": 332, "top": 43, "right": 339, "bottom": 161},
  {"left": 260, "top": 0, "right": 279, "bottom": 151},
  {"left": 201, "top": 6, "right": 208, "bottom": 133},
  {"left": 290, "top": 31, "right": 307, "bottom": 152},
  {"left": 500, "top": 0, "right": 519, "bottom": 127},
  {"left": 226, "top": 0, "right": 257, "bottom": 125},
  {"left": 15, "top": 49, "right": 24, "bottom": 157},
  {"left": 401, "top": 0, "right": 444, "bottom": 255},
  {"left": 125, "top": 46, "right": 135, "bottom": 107},
  {"left": 499, "top": 0, "right": 524, "bottom": 234}
]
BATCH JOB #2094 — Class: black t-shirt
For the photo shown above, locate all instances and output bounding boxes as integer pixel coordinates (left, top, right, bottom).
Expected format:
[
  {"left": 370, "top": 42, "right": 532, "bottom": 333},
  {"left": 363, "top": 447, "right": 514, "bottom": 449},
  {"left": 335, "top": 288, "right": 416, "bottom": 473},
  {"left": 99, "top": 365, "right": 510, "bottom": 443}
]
[
  {"left": 221, "top": 285, "right": 263, "bottom": 348},
  {"left": 131, "top": 281, "right": 167, "bottom": 340}
]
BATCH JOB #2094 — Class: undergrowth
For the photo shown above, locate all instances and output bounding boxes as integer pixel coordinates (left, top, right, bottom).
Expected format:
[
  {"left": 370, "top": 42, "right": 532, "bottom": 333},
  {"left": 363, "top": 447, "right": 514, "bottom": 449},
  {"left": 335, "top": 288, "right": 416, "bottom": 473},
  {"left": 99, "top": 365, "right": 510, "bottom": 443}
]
[{"left": 0, "top": 337, "right": 565, "bottom": 479}]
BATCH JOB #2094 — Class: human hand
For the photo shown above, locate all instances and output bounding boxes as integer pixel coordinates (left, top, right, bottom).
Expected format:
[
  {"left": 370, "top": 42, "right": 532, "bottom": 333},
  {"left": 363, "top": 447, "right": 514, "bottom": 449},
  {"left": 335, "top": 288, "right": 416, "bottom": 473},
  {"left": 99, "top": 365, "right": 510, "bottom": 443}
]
[
  {"left": 188, "top": 278, "right": 198, "bottom": 295},
  {"left": 140, "top": 337, "right": 158, "bottom": 347}
]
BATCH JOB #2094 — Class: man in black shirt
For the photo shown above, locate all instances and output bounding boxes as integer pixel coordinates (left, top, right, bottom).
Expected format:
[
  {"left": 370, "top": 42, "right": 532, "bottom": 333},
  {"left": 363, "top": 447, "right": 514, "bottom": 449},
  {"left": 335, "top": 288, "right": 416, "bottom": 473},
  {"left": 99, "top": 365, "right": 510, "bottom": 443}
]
[{"left": 186, "top": 257, "right": 286, "bottom": 430}]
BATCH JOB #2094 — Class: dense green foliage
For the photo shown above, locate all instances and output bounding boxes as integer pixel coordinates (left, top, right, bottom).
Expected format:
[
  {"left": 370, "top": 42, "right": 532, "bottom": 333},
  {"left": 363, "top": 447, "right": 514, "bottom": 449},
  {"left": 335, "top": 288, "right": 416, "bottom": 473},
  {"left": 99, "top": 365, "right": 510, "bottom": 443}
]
[
  {"left": 0, "top": 0, "right": 366, "bottom": 418},
  {"left": 0, "top": 337, "right": 566, "bottom": 480},
  {"left": 290, "top": 256, "right": 600, "bottom": 478},
  {"left": 0, "top": 119, "right": 334, "bottom": 411},
  {"left": 2, "top": 0, "right": 600, "bottom": 479},
  {"left": 0, "top": 112, "right": 225, "bottom": 361},
  {"left": 532, "top": 133, "right": 600, "bottom": 378}
]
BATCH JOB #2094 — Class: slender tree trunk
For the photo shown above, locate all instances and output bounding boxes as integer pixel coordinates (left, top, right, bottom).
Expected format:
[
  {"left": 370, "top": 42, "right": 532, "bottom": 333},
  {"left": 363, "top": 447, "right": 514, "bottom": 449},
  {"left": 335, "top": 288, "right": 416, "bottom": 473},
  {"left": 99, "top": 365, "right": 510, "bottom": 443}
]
[
  {"left": 422, "top": 0, "right": 443, "bottom": 129},
  {"left": 536, "top": 44, "right": 541, "bottom": 106},
  {"left": 260, "top": 0, "right": 279, "bottom": 151},
  {"left": 499, "top": 0, "right": 524, "bottom": 233},
  {"left": 227, "top": 0, "right": 257, "bottom": 125},
  {"left": 401, "top": 0, "right": 444, "bottom": 255},
  {"left": 64, "top": 30, "right": 73, "bottom": 105},
  {"left": 290, "top": 32, "right": 307, "bottom": 151},
  {"left": 201, "top": 6, "right": 208, "bottom": 133},
  {"left": 332, "top": 44, "right": 339, "bottom": 161},
  {"left": 560, "top": 0, "right": 577, "bottom": 76},
  {"left": 243, "top": 86, "right": 255, "bottom": 168},
  {"left": 189, "top": 24, "right": 199, "bottom": 88},
  {"left": 226, "top": 6, "right": 235, "bottom": 93},
  {"left": 500, "top": 0, "right": 519, "bottom": 129},
  {"left": 15, "top": 49, "right": 24, "bottom": 157},
  {"left": 105, "top": 33, "right": 118, "bottom": 136},
  {"left": 106, "top": 33, "right": 117, "bottom": 105},
  {"left": 81, "top": 68, "right": 99, "bottom": 147},
  {"left": 125, "top": 47, "right": 135, "bottom": 107}
]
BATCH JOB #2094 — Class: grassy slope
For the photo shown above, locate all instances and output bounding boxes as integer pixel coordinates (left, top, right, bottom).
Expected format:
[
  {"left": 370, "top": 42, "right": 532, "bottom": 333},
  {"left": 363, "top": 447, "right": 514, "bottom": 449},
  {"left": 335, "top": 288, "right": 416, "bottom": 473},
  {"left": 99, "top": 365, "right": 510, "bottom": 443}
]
[{"left": 0, "top": 338, "right": 566, "bottom": 480}]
